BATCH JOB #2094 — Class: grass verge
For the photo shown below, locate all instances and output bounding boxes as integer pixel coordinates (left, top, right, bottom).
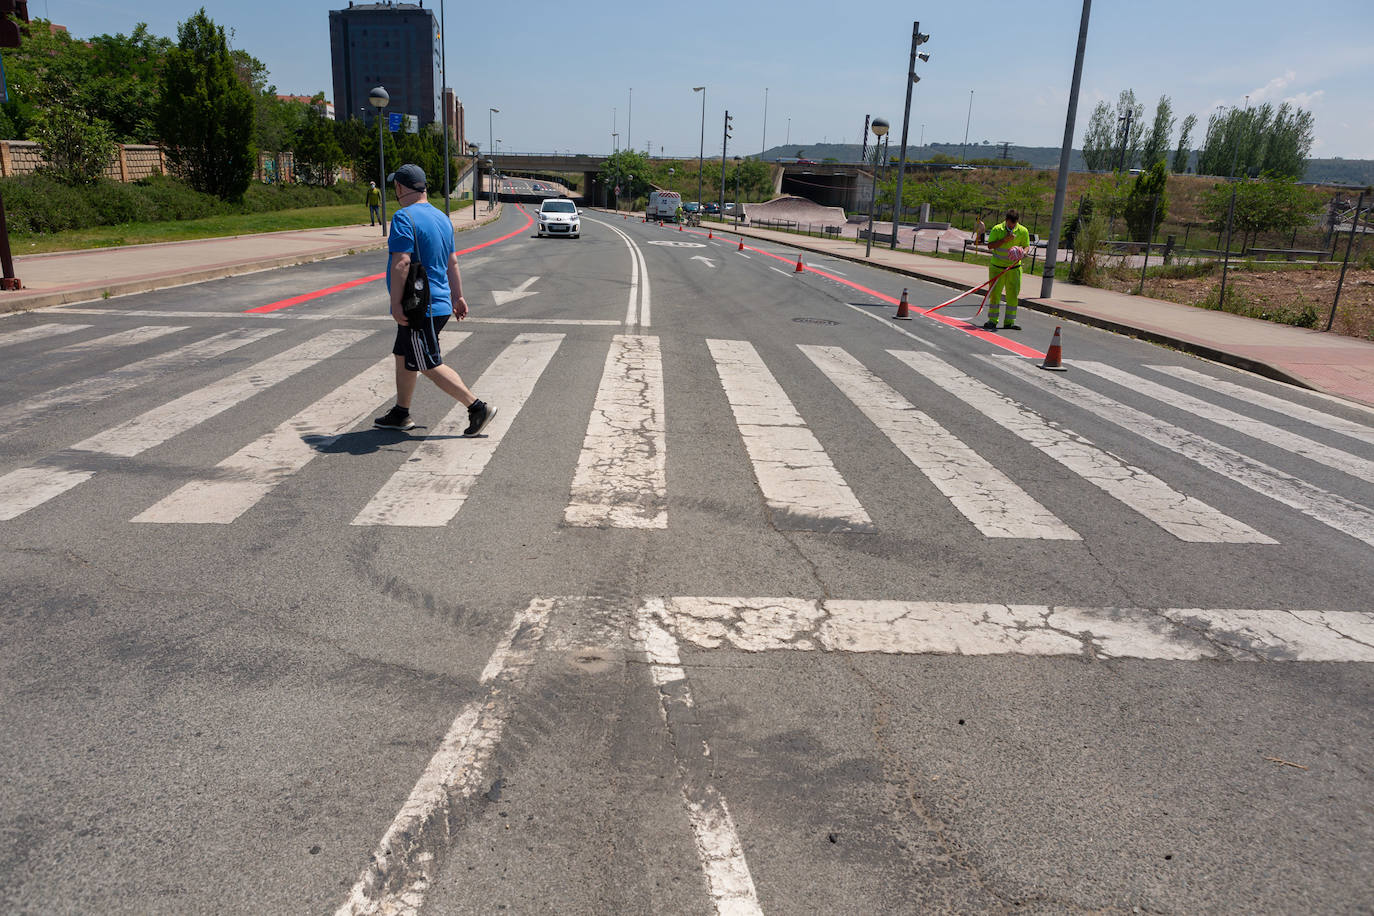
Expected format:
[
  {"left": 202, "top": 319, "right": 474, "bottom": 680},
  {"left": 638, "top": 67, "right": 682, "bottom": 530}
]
[{"left": 12, "top": 205, "right": 371, "bottom": 255}]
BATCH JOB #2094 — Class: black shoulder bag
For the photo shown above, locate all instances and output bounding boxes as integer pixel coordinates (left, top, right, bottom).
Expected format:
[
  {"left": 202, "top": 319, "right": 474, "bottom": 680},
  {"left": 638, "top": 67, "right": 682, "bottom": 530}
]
[{"left": 399, "top": 216, "right": 431, "bottom": 325}]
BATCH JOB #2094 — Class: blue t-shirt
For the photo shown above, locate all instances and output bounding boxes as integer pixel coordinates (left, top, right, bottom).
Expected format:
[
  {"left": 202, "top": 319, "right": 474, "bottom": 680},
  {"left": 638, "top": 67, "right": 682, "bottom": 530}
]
[{"left": 387, "top": 202, "right": 454, "bottom": 317}]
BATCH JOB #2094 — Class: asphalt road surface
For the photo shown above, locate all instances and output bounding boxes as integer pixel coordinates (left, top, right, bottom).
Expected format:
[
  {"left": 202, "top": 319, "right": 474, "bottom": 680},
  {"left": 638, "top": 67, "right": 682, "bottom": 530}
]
[{"left": 2, "top": 205, "right": 1372, "bottom": 915}]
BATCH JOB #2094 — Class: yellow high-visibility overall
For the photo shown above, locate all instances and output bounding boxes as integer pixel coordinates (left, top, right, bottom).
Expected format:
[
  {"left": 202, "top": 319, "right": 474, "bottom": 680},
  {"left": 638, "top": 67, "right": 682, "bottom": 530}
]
[{"left": 987, "top": 220, "right": 1031, "bottom": 327}]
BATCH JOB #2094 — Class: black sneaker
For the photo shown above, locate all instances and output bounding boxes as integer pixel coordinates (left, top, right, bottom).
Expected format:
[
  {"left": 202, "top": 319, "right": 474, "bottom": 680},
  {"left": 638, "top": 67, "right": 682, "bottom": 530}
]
[
  {"left": 374, "top": 406, "right": 415, "bottom": 430},
  {"left": 463, "top": 400, "right": 497, "bottom": 437},
  {"left": 982, "top": 320, "right": 998, "bottom": 330},
  {"left": 1002, "top": 323, "right": 1022, "bottom": 331}
]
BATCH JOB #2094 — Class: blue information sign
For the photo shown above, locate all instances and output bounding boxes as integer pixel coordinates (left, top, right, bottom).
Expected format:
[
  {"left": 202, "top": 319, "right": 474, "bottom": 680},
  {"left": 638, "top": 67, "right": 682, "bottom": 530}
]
[{"left": 387, "top": 112, "right": 402, "bottom": 133}]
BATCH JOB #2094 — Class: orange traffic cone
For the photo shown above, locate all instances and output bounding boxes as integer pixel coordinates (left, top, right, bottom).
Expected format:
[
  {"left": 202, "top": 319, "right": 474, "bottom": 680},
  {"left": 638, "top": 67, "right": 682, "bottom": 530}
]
[
  {"left": 708, "top": 230, "right": 714, "bottom": 239},
  {"left": 738, "top": 239, "right": 745, "bottom": 251},
  {"left": 1039, "top": 326, "right": 1068, "bottom": 371},
  {"left": 893, "top": 288, "right": 912, "bottom": 320},
  {"left": 679, "top": 223, "right": 684, "bottom": 232},
  {"left": 794, "top": 254, "right": 805, "bottom": 273}
]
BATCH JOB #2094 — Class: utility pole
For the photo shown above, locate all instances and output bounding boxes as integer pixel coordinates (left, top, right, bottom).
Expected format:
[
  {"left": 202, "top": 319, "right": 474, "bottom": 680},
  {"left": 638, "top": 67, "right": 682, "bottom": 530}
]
[
  {"left": 1116, "top": 108, "right": 1134, "bottom": 172},
  {"left": 890, "top": 22, "right": 930, "bottom": 249},
  {"left": 761, "top": 87, "right": 769, "bottom": 159}
]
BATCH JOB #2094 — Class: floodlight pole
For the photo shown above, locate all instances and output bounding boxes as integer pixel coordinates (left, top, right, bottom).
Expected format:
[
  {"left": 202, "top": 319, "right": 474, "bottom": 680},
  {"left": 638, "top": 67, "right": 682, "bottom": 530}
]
[{"left": 1039, "top": 0, "right": 1092, "bottom": 299}]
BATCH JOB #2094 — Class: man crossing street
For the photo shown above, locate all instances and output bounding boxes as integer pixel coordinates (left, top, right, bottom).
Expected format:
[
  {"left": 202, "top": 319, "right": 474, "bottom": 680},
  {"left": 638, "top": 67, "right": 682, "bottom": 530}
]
[{"left": 983, "top": 209, "right": 1030, "bottom": 331}]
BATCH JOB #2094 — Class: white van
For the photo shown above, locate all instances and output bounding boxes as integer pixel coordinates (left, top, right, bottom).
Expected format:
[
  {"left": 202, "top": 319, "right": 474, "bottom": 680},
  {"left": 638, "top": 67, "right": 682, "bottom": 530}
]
[{"left": 646, "top": 190, "right": 682, "bottom": 221}]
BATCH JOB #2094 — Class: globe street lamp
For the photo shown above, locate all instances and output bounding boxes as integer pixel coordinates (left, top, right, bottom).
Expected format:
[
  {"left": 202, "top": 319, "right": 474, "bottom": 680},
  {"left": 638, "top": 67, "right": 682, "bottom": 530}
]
[
  {"left": 369, "top": 86, "right": 390, "bottom": 236},
  {"left": 467, "top": 142, "right": 480, "bottom": 219},
  {"left": 865, "top": 117, "right": 889, "bottom": 257}
]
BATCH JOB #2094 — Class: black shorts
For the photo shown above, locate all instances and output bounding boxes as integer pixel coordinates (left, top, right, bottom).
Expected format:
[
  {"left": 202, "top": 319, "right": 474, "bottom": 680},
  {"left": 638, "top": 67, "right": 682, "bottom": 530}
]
[{"left": 393, "top": 314, "right": 449, "bottom": 371}]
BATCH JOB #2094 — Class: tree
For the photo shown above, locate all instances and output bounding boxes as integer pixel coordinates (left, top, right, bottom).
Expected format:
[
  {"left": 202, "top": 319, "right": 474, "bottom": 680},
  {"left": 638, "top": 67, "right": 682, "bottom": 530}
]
[
  {"left": 31, "top": 97, "right": 117, "bottom": 185},
  {"left": 156, "top": 9, "right": 256, "bottom": 200},
  {"left": 1080, "top": 101, "right": 1115, "bottom": 171},
  {"left": 1138, "top": 95, "right": 1174, "bottom": 171},
  {"left": 1200, "top": 176, "right": 1323, "bottom": 249},
  {"left": 1000, "top": 174, "right": 1053, "bottom": 221},
  {"left": 598, "top": 149, "right": 651, "bottom": 201},
  {"left": 1172, "top": 114, "right": 1197, "bottom": 173},
  {"left": 1196, "top": 102, "right": 1314, "bottom": 180},
  {"left": 1123, "top": 161, "right": 1169, "bottom": 241},
  {"left": 293, "top": 100, "right": 343, "bottom": 186}
]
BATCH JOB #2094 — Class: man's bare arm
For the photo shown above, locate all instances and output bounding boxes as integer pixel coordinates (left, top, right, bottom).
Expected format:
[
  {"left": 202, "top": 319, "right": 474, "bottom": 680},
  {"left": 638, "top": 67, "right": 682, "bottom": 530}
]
[{"left": 390, "top": 251, "right": 411, "bottom": 324}]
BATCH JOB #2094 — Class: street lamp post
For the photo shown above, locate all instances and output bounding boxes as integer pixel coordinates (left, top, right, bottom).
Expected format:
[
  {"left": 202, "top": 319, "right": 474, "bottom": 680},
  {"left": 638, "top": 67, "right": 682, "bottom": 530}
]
[
  {"left": 761, "top": 87, "right": 768, "bottom": 159},
  {"left": 960, "top": 90, "right": 974, "bottom": 163},
  {"left": 891, "top": 22, "right": 930, "bottom": 249},
  {"left": 693, "top": 87, "right": 706, "bottom": 218},
  {"left": 439, "top": 0, "right": 450, "bottom": 215},
  {"left": 865, "top": 118, "right": 889, "bottom": 258},
  {"left": 467, "top": 142, "right": 479, "bottom": 219},
  {"left": 733, "top": 155, "right": 741, "bottom": 226},
  {"left": 488, "top": 108, "right": 499, "bottom": 209},
  {"left": 1039, "top": 0, "right": 1092, "bottom": 299},
  {"left": 369, "top": 86, "right": 390, "bottom": 236}
]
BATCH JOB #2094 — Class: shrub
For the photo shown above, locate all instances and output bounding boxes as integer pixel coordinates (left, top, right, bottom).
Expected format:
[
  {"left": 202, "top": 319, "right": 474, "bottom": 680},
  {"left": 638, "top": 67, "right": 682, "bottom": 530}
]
[
  {"left": 0, "top": 174, "right": 97, "bottom": 233},
  {"left": 132, "top": 174, "right": 225, "bottom": 221},
  {"left": 86, "top": 180, "right": 160, "bottom": 224},
  {"left": 1069, "top": 215, "right": 1108, "bottom": 285}
]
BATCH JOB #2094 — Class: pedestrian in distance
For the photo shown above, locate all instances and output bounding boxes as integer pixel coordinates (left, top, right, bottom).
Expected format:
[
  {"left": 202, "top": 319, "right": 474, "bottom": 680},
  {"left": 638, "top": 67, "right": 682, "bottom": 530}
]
[
  {"left": 373, "top": 164, "right": 496, "bottom": 437},
  {"left": 983, "top": 209, "right": 1031, "bottom": 331},
  {"left": 366, "top": 181, "right": 382, "bottom": 226}
]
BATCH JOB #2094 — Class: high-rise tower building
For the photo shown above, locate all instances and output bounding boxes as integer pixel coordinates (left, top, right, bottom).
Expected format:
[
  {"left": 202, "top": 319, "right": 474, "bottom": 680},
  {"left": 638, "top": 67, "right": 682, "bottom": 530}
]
[{"left": 329, "top": 2, "right": 442, "bottom": 127}]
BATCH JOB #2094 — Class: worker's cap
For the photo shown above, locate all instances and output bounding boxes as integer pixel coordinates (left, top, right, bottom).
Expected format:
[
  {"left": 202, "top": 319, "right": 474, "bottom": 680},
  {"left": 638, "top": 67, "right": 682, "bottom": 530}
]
[{"left": 387, "top": 164, "right": 427, "bottom": 191}]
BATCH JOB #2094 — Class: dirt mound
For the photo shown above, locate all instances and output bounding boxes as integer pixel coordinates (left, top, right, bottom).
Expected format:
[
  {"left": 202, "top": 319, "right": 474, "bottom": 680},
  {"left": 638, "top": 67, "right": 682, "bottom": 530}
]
[{"left": 743, "top": 196, "right": 847, "bottom": 229}]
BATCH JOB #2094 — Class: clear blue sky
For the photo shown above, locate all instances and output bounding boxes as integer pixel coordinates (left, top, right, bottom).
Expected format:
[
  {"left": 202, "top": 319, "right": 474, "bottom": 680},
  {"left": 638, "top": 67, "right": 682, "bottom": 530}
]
[{"left": 40, "top": 0, "right": 1374, "bottom": 160}]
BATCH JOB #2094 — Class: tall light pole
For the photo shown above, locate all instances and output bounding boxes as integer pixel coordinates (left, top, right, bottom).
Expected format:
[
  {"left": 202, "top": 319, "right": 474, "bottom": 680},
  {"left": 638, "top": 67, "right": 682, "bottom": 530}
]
[
  {"left": 369, "top": 86, "right": 390, "bottom": 236},
  {"left": 785, "top": 117, "right": 790, "bottom": 146},
  {"left": 720, "top": 111, "right": 733, "bottom": 216},
  {"left": 1039, "top": 0, "right": 1092, "bottom": 299},
  {"left": 612, "top": 131, "right": 619, "bottom": 153},
  {"left": 628, "top": 88, "right": 632, "bottom": 151},
  {"left": 467, "top": 142, "right": 479, "bottom": 219},
  {"left": 488, "top": 107, "right": 499, "bottom": 206},
  {"left": 694, "top": 86, "right": 706, "bottom": 211},
  {"left": 439, "top": 0, "right": 450, "bottom": 215},
  {"left": 890, "top": 22, "right": 930, "bottom": 249},
  {"left": 864, "top": 117, "right": 889, "bottom": 258},
  {"left": 960, "top": 90, "right": 974, "bottom": 162},
  {"left": 733, "top": 155, "right": 742, "bottom": 225},
  {"left": 761, "top": 87, "right": 769, "bottom": 158}
]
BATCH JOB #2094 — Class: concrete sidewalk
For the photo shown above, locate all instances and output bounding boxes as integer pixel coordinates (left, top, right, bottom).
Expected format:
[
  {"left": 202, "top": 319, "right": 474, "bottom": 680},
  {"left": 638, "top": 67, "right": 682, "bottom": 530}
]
[
  {"left": 683, "top": 215, "right": 1374, "bottom": 410},
  {"left": 0, "top": 202, "right": 503, "bottom": 313}
]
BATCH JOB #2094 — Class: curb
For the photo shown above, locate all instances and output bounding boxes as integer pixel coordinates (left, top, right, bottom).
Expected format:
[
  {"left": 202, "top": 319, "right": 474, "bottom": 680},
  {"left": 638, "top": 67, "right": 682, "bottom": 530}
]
[{"left": 0, "top": 207, "right": 504, "bottom": 315}]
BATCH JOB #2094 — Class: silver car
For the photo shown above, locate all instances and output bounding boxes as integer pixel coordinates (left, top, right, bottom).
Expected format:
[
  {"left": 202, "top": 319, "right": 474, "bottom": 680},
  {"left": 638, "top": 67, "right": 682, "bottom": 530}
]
[{"left": 536, "top": 199, "right": 580, "bottom": 238}]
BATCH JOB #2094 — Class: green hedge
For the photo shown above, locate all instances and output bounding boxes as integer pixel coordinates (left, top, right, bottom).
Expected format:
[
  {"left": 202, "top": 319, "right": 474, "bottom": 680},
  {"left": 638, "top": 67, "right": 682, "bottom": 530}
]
[{"left": 0, "top": 173, "right": 369, "bottom": 234}]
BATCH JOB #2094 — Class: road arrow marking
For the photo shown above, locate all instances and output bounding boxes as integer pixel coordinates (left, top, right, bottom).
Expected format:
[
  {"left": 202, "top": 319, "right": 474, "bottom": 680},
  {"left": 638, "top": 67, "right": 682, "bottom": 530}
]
[
  {"left": 690, "top": 255, "right": 717, "bottom": 268},
  {"left": 492, "top": 276, "right": 540, "bottom": 305}
]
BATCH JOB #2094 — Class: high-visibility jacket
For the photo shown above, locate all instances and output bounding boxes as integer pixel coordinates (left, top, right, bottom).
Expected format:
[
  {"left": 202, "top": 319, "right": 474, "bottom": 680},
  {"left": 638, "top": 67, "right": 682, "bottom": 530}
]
[
  {"left": 989, "top": 221, "right": 1031, "bottom": 269},
  {"left": 366, "top": 187, "right": 381, "bottom": 207}
]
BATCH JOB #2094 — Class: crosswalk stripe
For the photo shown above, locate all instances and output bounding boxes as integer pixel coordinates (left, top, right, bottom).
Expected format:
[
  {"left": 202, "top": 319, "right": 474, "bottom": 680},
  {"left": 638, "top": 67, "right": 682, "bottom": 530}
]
[
  {"left": 802, "top": 345, "right": 1077, "bottom": 539},
  {"left": 988, "top": 356, "right": 1374, "bottom": 549},
  {"left": 352, "top": 333, "right": 564, "bottom": 527},
  {"left": 891, "top": 350, "right": 1272, "bottom": 543},
  {"left": 1148, "top": 364, "right": 1374, "bottom": 449},
  {"left": 0, "top": 323, "right": 89, "bottom": 348},
  {"left": 0, "top": 327, "right": 281, "bottom": 429},
  {"left": 131, "top": 352, "right": 414, "bottom": 524},
  {"left": 565, "top": 335, "right": 668, "bottom": 528},
  {"left": 660, "top": 597, "right": 1374, "bottom": 662},
  {"left": 707, "top": 338, "right": 872, "bottom": 532},
  {"left": 51, "top": 325, "right": 186, "bottom": 355},
  {"left": 1079, "top": 361, "right": 1374, "bottom": 486},
  {"left": 0, "top": 330, "right": 371, "bottom": 521},
  {"left": 70, "top": 329, "right": 373, "bottom": 459}
]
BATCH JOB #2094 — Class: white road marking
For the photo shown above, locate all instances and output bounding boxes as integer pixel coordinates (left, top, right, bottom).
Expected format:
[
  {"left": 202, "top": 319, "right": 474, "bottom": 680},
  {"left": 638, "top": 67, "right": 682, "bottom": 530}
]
[
  {"left": 1079, "top": 361, "right": 1374, "bottom": 486},
  {"left": 0, "top": 330, "right": 362, "bottom": 521},
  {"left": 71, "top": 329, "right": 372, "bottom": 459},
  {"left": 565, "top": 335, "right": 668, "bottom": 528},
  {"left": 51, "top": 308, "right": 614, "bottom": 326},
  {"left": 737, "top": 253, "right": 751, "bottom": 259},
  {"left": 588, "top": 217, "right": 651, "bottom": 330},
  {"left": 490, "top": 276, "right": 540, "bottom": 306},
  {"left": 0, "top": 327, "right": 280, "bottom": 431},
  {"left": 636, "top": 599, "right": 764, "bottom": 915},
  {"left": 1148, "top": 364, "right": 1374, "bottom": 449},
  {"left": 768, "top": 267, "right": 791, "bottom": 277},
  {"left": 892, "top": 350, "right": 1272, "bottom": 543},
  {"left": 802, "top": 346, "right": 1076, "bottom": 539},
  {"left": 661, "top": 596, "right": 1374, "bottom": 662},
  {"left": 840, "top": 302, "right": 941, "bottom": 350},
  {"left": 707, "top": 339, "right": 872, "bottom": 531},
  {"left": 337, "top": 598, "right": 554, "bottom": 916},
  {"left": 51, "top": 325, "right": 187, "bottom": 354},
  {"left": 0, "top": 323, "right": 89, "bottom": 348},
  {"left": 352, "top": 333, "right": 563, "bottom": 526},
  {"left": 132, "top": 350, "right": 425, "bottom": 524},
  {"left": 988, "top": 356, "right": 1374, "bottom": 549}
]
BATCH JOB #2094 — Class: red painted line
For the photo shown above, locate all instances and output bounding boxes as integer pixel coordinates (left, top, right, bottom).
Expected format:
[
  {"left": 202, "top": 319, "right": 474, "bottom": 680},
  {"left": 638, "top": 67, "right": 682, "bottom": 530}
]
[
  {"left": 245, "top": 205, "right": 534, "bottom": 314},
  {"left": 680, "top": 226, "right": 1045, "bottom": 359}
]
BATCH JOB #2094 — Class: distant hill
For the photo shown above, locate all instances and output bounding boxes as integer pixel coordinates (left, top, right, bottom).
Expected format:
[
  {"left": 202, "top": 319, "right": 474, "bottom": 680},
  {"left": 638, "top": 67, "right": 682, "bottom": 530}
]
[{"left": 760, "top": 143, "right": 1372, "bottom": 186}]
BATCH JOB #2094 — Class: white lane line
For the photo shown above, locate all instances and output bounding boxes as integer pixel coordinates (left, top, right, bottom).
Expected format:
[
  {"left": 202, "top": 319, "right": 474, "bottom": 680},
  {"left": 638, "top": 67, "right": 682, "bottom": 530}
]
[
  {"left": 661, "top": 597, "right": 1374, "bottom": 662},
  {"left": 840, "top": 302, "right": 941, "bottom": 350},
  {"left": 802, "top": 346, "right": 1076, "bottom": 539},
  {"left": 768, "top": 266, "right": 791, "bottom": 277},
  {"left": 892, "top": 350, "right": 1271, "bottom": 543},
  {"left": 737, "top": 253, "right": 752, "bottom": 259},
  {"left": 337, "top": 598, "right": 554, "bottom": 916},
  {"left": 51, "top": 325, "right": 187, "bottom": 354},
  {"left": 707, "top": 339, "right": 872, "bottom": 532},
  {"left": 1078, "top": 361, "right": 1374, "bottom": 486},
  {"left": 467, "top": 318, "right": 622, "bottom": 326},
  {"left": 50, "top": 308, "right": 615, "bottom": 326},
  {"left": 0, "top": 323, "right": 89, "bottom": 348},
  {"left": 988, "top": 356, "right": 1374, "bottom": 549},
  {"left": 588, "top": 217, "right": 651, "bottom": 330},
  {"left": 133, "top": 350, "right": 426, "bottom": 524},
  {"left": 0, "top": 330, "right": 362, "bottom": 521},
  {"left": 352, "top": 333, "right": 563, "bottom": 526},
  {"left": 0, "top": 327, "right": 280, "bottom": 430},
  {"left": 71, "top": 329, "right": 372, "bottom": 458},
  {"left": 565, "top": 335, "right": 668, "bottom": 528},
  {"left": 636, "top": 599, "right": 764, "bottom": 915},
  {"left": 1148, "top": 363, "right": 1374, "bottom": 449}
]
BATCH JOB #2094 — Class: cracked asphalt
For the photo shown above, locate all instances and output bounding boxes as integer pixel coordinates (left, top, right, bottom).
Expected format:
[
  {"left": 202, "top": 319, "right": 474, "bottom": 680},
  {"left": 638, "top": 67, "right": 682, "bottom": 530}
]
[{"left": 1, "top": 207, "right": 1371, "bottom": 914}]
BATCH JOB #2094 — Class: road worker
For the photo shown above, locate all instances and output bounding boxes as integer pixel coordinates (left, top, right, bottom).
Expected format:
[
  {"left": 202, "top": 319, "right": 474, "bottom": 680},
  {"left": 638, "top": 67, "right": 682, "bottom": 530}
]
[{"left": 983, "top": 209, "right": 1031, "bottom": 331}]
